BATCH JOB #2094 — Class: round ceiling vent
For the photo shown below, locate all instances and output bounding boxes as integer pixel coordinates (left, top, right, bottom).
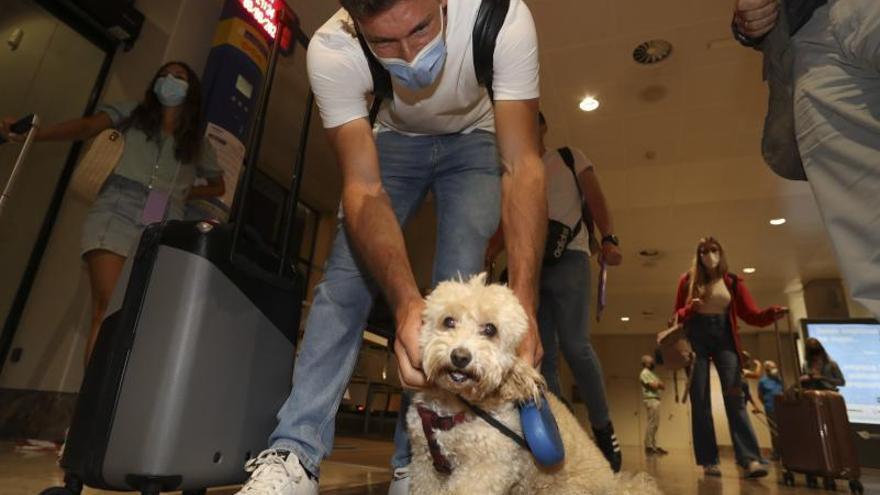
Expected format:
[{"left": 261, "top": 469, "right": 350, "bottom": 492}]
[{"left": 633, "top": 39, "right": 673, "bottom": 65}]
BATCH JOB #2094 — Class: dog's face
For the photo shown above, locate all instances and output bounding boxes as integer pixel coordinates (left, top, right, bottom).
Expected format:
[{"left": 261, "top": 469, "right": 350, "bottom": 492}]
[{"left": 420, "top": 274, "right": 529, "bottom": 401}]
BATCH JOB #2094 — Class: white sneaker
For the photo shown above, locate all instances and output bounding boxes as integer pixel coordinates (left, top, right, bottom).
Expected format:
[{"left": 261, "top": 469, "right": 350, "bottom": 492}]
[
  {"left": 745, "top": 460, "right": 768, "bottom": 479},
  {"left": 387, "top": 466, "right": 410, "bottom": 495},
  {"left": 235, "top": 449, "right": 318, "bottom": 495}
]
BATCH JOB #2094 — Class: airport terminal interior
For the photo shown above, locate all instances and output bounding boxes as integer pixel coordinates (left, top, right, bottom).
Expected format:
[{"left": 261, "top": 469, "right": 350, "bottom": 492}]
[{"left": 1, "top": 0, "right": 879, "bottom": 494}]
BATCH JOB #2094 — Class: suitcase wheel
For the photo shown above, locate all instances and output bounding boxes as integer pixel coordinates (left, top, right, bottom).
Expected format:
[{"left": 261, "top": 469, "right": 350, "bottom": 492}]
[
  {"left": 783, "top": 471, "right": 796, "bottom": 487},
  {"left": 848, "top": 479, "right": 864, "bottom": 494},
  {"left": 807, "top": 475, "right": 820, "bottom": 489},
  {"left": 40, "top": 474, "right": 83, "bottom": 495}
]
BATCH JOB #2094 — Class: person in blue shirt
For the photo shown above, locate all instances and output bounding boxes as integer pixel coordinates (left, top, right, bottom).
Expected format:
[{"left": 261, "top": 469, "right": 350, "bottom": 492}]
[{"left": 757, "top": 360, "right": 784, "bottom": 460}]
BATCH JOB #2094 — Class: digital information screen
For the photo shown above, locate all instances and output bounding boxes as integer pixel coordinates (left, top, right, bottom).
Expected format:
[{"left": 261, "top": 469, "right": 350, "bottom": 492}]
[{"left": 804, "top": 320, "right": 880, "bottom": 425}]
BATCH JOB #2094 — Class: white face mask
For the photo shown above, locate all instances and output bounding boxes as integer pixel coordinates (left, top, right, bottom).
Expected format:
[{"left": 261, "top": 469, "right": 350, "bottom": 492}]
[{"left": 701, "top": 252, "right": 720, "bottom": 270}]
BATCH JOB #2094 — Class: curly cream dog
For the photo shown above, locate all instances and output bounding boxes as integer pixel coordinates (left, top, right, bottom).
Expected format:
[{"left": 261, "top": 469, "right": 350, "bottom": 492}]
[{"left": 407, "top": 274, "right": 662, "bottom": 495}]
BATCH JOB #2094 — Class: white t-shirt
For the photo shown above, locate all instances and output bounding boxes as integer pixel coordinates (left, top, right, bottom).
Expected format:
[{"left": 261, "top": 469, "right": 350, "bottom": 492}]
[
  {"left": 306, "top": 0, "right": 540, "bottom": 134},
  {"left": 545, "top": 147, "right": 594, "bottom": 254}
]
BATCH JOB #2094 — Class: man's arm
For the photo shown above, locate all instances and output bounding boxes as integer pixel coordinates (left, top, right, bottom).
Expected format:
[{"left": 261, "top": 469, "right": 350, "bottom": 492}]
[
  {"left": 577, "top": 167, "right": 621, "bottom": 266},
  {"left": 494, "top": 98, "right": 545, "bottom": 367},
  {"left": 326, "top": 118, "right": 426, "bottom": 388}
]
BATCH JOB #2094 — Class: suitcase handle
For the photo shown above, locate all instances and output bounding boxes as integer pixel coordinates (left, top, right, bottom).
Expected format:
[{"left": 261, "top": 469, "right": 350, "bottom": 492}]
[
  {"left": 0, "top": 114, "right": 40, "bottom": 216},
  {"left": 773, "top": 311, "right": 803, "bottom": 394}
]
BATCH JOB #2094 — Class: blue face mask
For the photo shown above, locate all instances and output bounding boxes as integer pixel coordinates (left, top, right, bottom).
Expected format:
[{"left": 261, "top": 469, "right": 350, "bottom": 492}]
[
  {"left": 153, "top": 75, "right": 189, "bottom": 107},
  {"left": 370, "top": 6, "right": 447, "bottom": 90}
]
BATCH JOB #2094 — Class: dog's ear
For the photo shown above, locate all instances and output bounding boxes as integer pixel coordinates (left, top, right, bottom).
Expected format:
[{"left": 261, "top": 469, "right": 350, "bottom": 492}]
[{"left": 498, "top": 358, "right": 545, "bottom": 404}]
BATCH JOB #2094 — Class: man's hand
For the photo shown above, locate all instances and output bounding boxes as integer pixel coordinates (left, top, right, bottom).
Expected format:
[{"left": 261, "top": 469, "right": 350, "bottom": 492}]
[
  {"left": 517, "top": 314, "right": 543, "bottom": 367},
  {"left": 394, "top": 298, "right": 427, "bottom": 389},
  {"left": 600, "top": 242, "right": 622, "bottom": 266},
  {"left": 734, "top": 0, "right": 780, "bottom": 39},
  {"left": 0, "top": 117, "right": 25, "bottom": 143}
]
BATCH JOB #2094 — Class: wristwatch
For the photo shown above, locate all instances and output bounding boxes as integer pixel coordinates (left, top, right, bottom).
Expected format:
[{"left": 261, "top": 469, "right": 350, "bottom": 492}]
[{"left": 601, "top": 234, "right": 619, "bottom": 247}]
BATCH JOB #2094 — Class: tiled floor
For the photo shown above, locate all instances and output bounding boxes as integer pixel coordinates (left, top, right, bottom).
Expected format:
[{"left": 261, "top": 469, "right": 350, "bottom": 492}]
[{"left": 2, "top": 438, "right": 878, "bottom": 494}]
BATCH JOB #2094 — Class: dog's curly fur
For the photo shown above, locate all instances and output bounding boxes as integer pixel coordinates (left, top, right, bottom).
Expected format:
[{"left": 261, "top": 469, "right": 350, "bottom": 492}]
[{"left": 408, "top": 274, "right": 663, "bottom": 495}]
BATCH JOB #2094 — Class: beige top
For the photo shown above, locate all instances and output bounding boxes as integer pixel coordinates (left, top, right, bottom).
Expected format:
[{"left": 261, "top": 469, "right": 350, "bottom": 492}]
[{"left": 697, "top": 278, "right": 731, "bottom": 315}]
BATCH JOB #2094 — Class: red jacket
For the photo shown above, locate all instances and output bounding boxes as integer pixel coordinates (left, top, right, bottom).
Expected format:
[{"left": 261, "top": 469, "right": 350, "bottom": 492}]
[{"left": 673, "top": 272, "right": 780, "bottom": 364}]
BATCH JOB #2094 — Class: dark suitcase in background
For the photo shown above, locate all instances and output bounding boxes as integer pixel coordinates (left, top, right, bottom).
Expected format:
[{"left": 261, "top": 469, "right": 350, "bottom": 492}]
[{"left": 772, "top": 318, "right": 864, "bottom": 494}]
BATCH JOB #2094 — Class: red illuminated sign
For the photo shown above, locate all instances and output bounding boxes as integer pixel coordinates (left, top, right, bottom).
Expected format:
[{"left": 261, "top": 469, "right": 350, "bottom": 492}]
[{"left": 241, "top": 0, "right": 278, "bottom": 38}]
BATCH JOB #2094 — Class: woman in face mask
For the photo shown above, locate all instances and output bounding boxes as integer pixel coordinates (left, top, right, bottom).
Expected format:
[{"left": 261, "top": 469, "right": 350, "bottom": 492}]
[
  {"left": 672, "top": 237, "right": 787, "bottom": 479},
  {"left": 801, "top": 337, "right": 845, "bottom": 391},
  {"left": 1, "top": 61, "right": 225, "bottom": 367}
]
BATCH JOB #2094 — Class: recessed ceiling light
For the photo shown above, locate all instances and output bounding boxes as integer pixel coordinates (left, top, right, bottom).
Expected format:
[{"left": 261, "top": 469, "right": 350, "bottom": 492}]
[
  {"left": 579, "top": 96, "right": 600, "bottom": 112},
  {"left": 743, "top": 267, "right": 757, "bottom": 274},
  {"left": 620, "top": 316, "right": 630, "bottom": 322},
  {"left": 770, "top": 218, "right": 786, "bottom": 226}
]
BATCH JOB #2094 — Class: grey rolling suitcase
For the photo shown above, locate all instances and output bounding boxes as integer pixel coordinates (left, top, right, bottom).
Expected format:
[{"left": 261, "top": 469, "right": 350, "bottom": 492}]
[{"left": 48, "top": 219, "right": 302, "bottom": 495}]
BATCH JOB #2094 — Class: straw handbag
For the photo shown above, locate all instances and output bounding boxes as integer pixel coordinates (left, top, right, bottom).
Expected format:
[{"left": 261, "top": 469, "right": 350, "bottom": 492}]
[{"left": 70, "top": 128, "right": 124, "bottom": 203}]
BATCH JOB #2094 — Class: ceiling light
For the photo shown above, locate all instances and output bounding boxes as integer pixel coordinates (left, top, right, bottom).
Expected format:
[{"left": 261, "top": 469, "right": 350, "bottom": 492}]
[
  {"left": 620, "top": 316, "right": 630, "bottom": 322},
  {"left": 770, "top": 218, "right": 786, "bottom": 226},
  {"left": 579, "top": 96, "right": 599, "bottom": 112},
  {"left": 743, "top": 267, "right": 756, "bottom": 274}
]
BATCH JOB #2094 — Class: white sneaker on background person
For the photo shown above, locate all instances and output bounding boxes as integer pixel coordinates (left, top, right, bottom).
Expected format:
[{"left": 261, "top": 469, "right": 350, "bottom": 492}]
[
  {"left": 235, "top": 449, "right": 318, "bottom": 495},
  {"left": 387, "top": 465, "right": 410, "bottom": 495}
]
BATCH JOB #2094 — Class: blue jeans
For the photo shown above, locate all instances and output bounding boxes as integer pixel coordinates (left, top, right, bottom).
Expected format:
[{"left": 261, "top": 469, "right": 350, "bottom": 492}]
[
  {"left": 537, "top": 249, "right": 610, "bottom": 429},
  {"left": 688, "top": 314, "right": 762, "bottom": 468},
  {"left": 268, "top": 130, "right": 501, "bottom": 477}
]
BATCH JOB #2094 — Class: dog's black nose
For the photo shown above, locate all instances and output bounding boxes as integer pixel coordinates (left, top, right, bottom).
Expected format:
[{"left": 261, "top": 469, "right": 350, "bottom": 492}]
[{"left": 450, "top": 348, "right": 472, "bottom": 369}]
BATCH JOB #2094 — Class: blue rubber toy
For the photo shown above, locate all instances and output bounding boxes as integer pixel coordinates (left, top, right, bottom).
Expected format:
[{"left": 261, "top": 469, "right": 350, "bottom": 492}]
[{"left": 520, "top": 395, "right": 565, "bottom": 466}]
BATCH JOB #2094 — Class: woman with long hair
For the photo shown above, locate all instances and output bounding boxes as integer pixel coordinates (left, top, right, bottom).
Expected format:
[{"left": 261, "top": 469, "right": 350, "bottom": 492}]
[
  {"left": 673, "top": 236, "right": 786, "bottom": 478},
  {"left": 1, "top": 61, "right": 225, "bottom": 367},
  {"left": 801, "top": 337, "right": 846, "bottom": 391}
]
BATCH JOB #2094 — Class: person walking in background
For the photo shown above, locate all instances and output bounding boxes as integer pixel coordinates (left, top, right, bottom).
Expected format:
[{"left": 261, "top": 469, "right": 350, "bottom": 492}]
[
  {"left": 640, "top": 354, "right": 668, "bottom": 456},
  {"left": 1, "top": 61, "right": 225, "bottom": 368},
  {"left": 741, "top": 350, "right": 764, "bottom": 414},
  {"left": 486, "top": 110, "right": 624, "bottom": 472},
  {"left": 757, "top": 360, "right": 784, "bottom": 460},
  {"left": 673, "top": 236, "right": 787, "bottom": 478}
]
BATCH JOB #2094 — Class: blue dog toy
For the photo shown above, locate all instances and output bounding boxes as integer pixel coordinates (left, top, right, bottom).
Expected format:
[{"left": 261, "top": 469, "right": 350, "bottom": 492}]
[
  {"left": 462, "top": 393, "right": 565, "bottom": 467},
  {"left": 520, "top": 395, "right": 565, "bottom": 466}
]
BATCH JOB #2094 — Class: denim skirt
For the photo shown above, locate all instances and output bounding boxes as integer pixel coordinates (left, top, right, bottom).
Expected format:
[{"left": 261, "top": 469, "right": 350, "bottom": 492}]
[{"left": 80, "top": 174, "right": 184, "bottom": 258}]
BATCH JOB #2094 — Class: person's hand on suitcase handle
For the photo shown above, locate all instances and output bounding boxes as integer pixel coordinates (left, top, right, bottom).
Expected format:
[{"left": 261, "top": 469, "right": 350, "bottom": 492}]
[
  {"left": 0, "top": 115, "right": 35, "bottom": 144},
  {"left": 773, "top": 306, "right": 789, "bottom": 320}
]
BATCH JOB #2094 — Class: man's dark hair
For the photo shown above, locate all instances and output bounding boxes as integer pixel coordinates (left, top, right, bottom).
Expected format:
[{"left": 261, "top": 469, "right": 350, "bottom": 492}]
[
  {"left": 340, "top": 0, "right": 401, "bottom": 20},
  {"left": 538, "top": 111, "right": 546, "bottom": 126}
]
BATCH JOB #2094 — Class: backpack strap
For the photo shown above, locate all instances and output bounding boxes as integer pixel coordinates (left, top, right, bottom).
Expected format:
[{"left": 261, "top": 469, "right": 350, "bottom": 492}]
[
  {"left": 473, "top": 0, "right": 510, "bottom": 102},
  {"left": 355, "top": 29, "right": 392, "bottom": 125},
  {"left": 356, "top": 0, "right": 510, "bottom": 125},
  {"left": 557, "top": 146, "right": 597, "bottom": 250}
]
